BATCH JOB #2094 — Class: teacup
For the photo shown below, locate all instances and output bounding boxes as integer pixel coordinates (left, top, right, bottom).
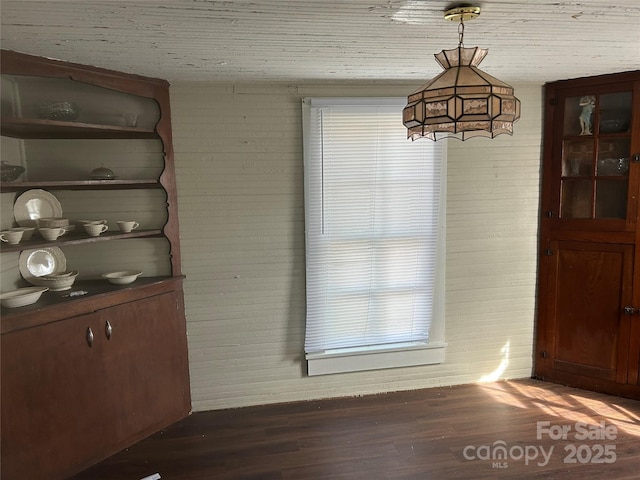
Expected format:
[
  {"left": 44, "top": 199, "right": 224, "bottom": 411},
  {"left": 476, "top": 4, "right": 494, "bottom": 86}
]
[
  {"left": 117, "top": 221, "right": 139, "bottom": 233},
  {"left": 10, "top": 227, "right": 35, "bottom": 241},
  {"left": 38, "top": 227, "right": 65, "bottom": 241},
  {"left": 0, "top": 230, "right": 24, "bottom": 245},
  {"left": 84, "top": 223, "right": 108, "bottom": 237}
]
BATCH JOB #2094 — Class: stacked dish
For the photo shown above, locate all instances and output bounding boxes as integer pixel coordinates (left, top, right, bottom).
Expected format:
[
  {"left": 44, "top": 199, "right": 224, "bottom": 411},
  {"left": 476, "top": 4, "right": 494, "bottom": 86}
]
[
  {"left": 14, "top": 189, "right": 63, "bottom": 228},
  {"left": 30, "top": 271, "right": 79, "bottom": 291},
  {"left": 19, "top": 247, "right": 66, "bottom": 279},
  {"left": 18, "top": 248, "right": 79, "bottom": 291}
]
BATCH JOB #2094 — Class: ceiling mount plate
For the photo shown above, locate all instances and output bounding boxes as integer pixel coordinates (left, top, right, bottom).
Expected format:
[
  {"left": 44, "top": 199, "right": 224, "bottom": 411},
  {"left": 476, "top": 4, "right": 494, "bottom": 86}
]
[{"left": 444, "top": 6, "right": 481, "bottom": 22}]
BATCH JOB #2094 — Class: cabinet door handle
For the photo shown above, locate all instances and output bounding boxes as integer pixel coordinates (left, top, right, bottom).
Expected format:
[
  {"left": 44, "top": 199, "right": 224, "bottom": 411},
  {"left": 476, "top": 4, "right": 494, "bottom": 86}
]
[
  {"left": 623, "top": 306, "right": 636, "bottom": 315},
  {"left": 86, "top": 327, "right": 94, "bottom": 347},
  {"left": 105, "top": 320, "right": 113, "bottom": 340}
]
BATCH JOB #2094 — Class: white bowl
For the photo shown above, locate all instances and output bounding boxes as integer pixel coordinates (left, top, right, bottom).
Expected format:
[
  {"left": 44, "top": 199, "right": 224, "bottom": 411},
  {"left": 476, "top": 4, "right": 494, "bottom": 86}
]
[
  {"left": 31, "top": 271, "right": 79, "bottom": 291},
  {"left": 101, "top": 270, "right": 142, "bottom": 285},
  {"left": 0, "top": 286, "right": 49, "bottom": 308}
]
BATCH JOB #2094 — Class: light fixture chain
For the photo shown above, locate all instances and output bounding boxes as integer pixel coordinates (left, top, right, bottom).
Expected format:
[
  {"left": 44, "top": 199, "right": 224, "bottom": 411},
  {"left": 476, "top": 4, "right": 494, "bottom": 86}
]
[{"left": 458, "top": 18, "right": 465, "bottom": 47}]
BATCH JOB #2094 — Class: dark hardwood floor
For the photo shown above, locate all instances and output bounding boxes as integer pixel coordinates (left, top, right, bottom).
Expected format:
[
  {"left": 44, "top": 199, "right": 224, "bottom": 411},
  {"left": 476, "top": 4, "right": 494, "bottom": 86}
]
[{"left": 69, "top": 379, "right": 640, "bottom": 480}]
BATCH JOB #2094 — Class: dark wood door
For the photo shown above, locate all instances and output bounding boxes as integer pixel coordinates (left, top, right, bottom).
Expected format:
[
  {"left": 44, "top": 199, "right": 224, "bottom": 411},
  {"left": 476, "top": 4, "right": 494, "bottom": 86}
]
[
  {"left": 100, "top": 292, "right": 191, "bottom": 443},
  {"left": 537, "top": 240, "right": 634, "bottom": 388},
  {"left": 1, "top": 313, "right": 112, "bottom": 480},
  {"left": 536, "top": 71, "right": 640, "bottom": 399}
]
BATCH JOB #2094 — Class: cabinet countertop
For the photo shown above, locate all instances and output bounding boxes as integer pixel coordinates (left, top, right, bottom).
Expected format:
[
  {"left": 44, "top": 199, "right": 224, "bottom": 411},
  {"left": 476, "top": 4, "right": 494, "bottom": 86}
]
[{"left": 1, "top": 276, "right": 185, "bottom": 335}]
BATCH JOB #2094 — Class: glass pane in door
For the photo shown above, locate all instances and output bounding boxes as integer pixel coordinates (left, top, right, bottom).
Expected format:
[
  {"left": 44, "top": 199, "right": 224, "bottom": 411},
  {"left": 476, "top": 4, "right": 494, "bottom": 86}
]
[
  {"left": 564, "top": 96, "right": 596, "bottom": 136},
  {"left": 595, "top": 180, "right": 628, "bottom": 219},
  {"left": 598, "top": 92, "right": 632, "bottom": 134},
  {"left": 563, "top": 138, "right": 594, "bottom": 176},
  {"left": 597, "top": 138, "right": 631, "bottom": 176},
  {"left": 561, "top": 180, "right": 592, "bottom": 218}
]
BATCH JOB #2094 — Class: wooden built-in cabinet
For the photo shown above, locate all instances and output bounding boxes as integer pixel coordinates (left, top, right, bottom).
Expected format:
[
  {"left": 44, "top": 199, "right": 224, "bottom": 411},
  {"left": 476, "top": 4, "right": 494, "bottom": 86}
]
[
  {"left": 2, "top": 282, "right": 190, "bottom": 479},
  {"left": 0, "top": 50, "right": 191, "bottom": 479},
  {"left": 535, "top": 70, "right": 640, "bottom": 399}
]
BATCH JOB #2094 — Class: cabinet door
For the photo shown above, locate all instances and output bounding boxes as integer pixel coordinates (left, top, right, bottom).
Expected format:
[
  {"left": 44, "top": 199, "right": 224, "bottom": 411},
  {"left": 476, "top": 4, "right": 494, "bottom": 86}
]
[
  {"left": 1, "top": 313, "right": 112, "bottom": 480},
  {"left": 628, "top": 239, "right": 640, "bottom": 385},
  {"left": 99, "top": 291, "right": 191, "bottom": 443},
  {"left": 629, "top": 321, "right": 640, "bottom": 386},
  {"left": 538, "top": 241, "right": 633, "bottom": 385}
]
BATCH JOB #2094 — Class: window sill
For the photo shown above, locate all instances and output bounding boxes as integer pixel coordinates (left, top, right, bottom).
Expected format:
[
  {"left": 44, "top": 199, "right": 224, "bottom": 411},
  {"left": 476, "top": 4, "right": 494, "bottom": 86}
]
[{"left": 306, "top": 342, "right": 447, "bottom": 376}]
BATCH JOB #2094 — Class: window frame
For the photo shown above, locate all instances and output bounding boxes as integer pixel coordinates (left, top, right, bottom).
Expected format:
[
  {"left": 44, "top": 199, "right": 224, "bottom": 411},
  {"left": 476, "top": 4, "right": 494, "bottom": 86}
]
[{"left": 302, "top": 97, "right": 447, "bottom": 376}]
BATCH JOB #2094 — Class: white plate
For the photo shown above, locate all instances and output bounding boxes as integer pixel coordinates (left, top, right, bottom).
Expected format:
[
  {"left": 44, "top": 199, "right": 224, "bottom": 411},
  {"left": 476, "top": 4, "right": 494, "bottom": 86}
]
[
  {"left": 19, "top": 247, "right": 67, "bottom": 284},
  {"left": 14, "top": 189, "right": 63, "bottom": 227}
]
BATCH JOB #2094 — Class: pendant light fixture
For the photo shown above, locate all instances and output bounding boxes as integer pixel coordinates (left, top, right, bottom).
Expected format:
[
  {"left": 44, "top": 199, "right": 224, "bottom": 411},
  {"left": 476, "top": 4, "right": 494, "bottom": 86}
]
[{"left": 403, "top": 5, "right": 521, "bottom": 141}]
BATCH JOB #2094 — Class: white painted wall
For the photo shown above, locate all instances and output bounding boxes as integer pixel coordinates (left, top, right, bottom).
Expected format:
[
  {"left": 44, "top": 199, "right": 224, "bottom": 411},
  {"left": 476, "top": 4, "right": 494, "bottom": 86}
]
[{"left": 171, "top": 83, "right": 542, "bottom": 411}]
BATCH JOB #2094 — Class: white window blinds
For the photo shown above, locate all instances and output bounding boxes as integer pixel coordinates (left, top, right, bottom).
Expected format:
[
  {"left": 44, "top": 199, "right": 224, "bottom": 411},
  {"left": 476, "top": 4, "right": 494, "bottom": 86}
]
[{"left": 303, "top": 98, "right": 446, "bottom": 374}]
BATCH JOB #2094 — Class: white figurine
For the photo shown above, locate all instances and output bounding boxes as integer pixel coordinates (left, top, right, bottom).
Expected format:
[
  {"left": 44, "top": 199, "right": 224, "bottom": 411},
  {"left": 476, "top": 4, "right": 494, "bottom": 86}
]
[{"left": 579, "top": 95, "right": 595, "bottom": 135}]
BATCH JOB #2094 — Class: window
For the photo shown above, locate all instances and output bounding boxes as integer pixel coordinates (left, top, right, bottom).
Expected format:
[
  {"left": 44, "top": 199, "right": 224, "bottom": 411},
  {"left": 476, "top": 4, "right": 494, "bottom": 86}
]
[{"left": 303, "top": 98, "right": 447, "bottom": 376}]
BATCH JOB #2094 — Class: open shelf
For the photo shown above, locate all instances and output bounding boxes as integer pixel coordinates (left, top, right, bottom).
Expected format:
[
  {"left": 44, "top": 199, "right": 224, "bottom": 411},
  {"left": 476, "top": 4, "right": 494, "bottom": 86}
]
[
  {"left": 0, "top": 229, "right": 163, "bottom": 253},
  {"left": 0, "top": 116, "right": 157, "bottom": 139},
  {"left": 0, "top": 179, "right": 162, "bottom": 192}
]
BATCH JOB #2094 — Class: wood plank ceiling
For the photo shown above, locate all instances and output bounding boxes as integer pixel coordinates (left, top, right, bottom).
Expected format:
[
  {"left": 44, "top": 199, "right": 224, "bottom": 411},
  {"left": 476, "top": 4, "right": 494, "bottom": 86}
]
[{"left": 1, "top": 0, "right": 640, "bottom": 84}]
